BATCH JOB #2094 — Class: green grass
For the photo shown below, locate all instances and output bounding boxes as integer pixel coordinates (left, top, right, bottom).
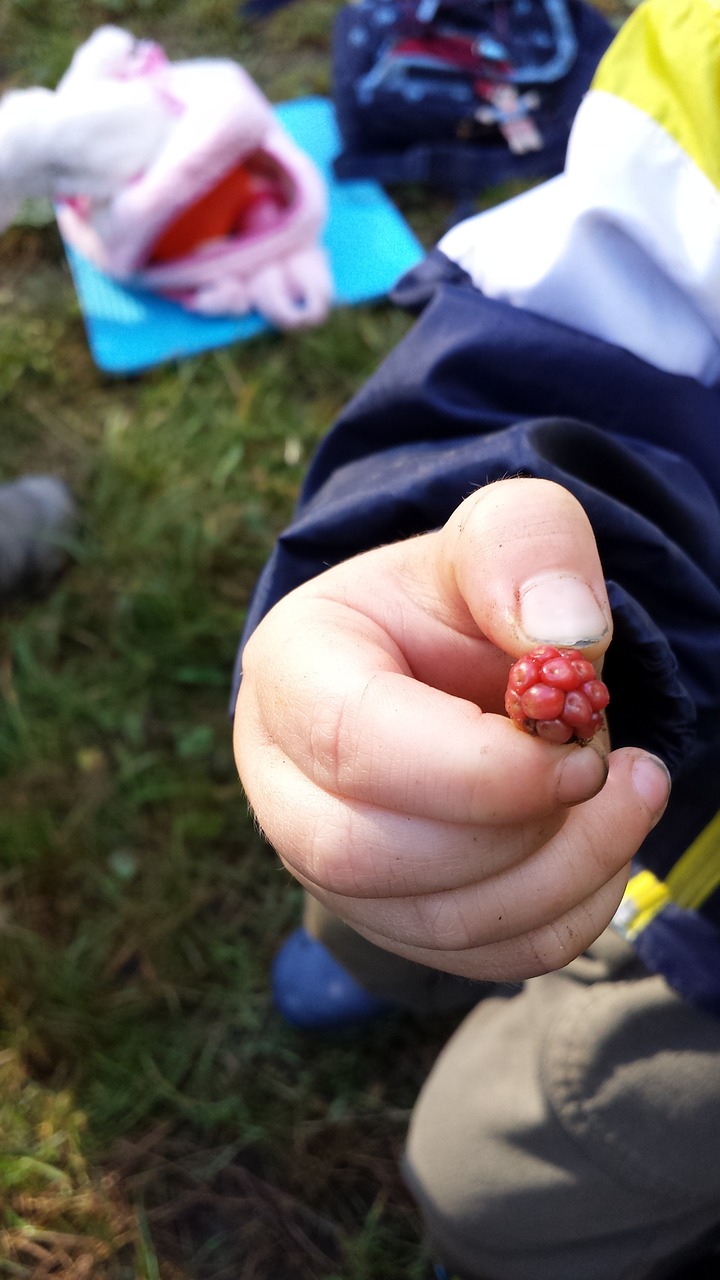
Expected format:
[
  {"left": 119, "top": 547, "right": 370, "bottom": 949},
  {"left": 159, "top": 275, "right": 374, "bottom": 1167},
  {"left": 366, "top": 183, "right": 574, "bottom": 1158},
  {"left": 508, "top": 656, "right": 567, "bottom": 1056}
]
[{"left": 0, "top": 1, "right": 634, "bottom": 1275}]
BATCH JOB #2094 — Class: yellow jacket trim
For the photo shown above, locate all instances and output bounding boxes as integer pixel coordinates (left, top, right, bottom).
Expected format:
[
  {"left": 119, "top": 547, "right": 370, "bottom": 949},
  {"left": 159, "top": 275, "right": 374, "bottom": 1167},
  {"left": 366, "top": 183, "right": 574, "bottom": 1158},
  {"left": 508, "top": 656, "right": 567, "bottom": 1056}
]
[
  {"left": 666, "top": 807, "right": 720, "bottom": 910},
  {"left": 617, "top": 809, "right": 720, "bottom": 940},
  {"left": 617, "top": 869, "right": 670, "bottom": 939},
  {"left": 592, "top": 0, "right": 720, "bottom": 193}
]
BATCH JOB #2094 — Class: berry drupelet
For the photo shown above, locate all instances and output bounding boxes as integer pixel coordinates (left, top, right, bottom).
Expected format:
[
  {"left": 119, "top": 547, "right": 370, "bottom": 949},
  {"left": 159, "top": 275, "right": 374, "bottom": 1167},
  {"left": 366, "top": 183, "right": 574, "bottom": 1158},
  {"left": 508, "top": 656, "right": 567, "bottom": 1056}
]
[{"left": 505, "top": 644, "right": 610, "bottom": 745}]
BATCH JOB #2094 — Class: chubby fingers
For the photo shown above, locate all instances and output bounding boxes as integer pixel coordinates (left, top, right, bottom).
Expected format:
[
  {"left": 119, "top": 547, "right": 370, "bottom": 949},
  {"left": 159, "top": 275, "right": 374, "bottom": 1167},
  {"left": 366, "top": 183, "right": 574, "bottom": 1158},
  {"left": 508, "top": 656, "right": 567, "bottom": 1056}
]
[
  {"left": 238, "top": 608, "right": 669, "bottom": 901},
  {"left": 237, "top": 591, "right": 609, "bottom": 835},
  {"left": 286, "top": 749, "right": 670, "bottom": 980},
  {"left": 341, "top": 868, "right": 631, "bottom": 983},
  {"left": 237, "top": 478, "right": 613, "bottom": 826},
  {"left": 287, "top": 747, "right": 667, "bottom": 928}
]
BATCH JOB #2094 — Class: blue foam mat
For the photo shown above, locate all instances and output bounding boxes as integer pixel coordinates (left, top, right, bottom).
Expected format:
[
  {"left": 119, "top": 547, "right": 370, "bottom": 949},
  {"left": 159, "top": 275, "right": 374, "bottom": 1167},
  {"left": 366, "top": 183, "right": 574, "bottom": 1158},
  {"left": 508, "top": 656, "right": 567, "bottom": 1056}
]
[{"left": 62, "top": 96, "right": 424, "bottom": 374}]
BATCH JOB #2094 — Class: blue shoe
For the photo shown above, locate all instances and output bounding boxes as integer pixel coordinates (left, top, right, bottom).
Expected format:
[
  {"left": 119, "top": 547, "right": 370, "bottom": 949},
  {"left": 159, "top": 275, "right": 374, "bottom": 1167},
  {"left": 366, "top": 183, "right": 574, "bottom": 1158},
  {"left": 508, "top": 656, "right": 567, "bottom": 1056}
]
[{"left": 271, "top": 928, "right": 398, "bottom": 1031}]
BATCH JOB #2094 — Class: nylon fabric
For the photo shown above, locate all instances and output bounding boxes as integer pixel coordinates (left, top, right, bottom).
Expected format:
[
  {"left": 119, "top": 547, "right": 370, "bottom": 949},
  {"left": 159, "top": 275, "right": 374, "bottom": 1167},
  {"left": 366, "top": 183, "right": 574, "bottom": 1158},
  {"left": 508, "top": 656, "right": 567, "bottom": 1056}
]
[{"left": 592, "top": 0, "right": 720, "bottom": 192}]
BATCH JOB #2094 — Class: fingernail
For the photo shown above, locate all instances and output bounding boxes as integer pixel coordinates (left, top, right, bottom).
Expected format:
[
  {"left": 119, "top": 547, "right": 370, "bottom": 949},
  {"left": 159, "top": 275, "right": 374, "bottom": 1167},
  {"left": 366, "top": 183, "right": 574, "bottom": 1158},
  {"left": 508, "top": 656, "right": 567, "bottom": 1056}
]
[
  {"left": 520, "top": 574, "right": 610, "bottom": 647},
  {"left": 632, "top": 756, "right": 671, "bottom": 822},
  {"left": 556, "top": 746, "right": 608, "bottom": 806}
]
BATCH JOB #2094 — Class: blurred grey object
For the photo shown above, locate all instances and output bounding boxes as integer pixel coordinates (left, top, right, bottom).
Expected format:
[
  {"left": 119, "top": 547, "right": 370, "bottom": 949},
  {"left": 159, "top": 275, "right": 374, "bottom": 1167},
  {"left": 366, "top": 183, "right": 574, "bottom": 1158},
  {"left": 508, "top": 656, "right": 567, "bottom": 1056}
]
[{"left": 0, "top": 475, "right": 78, "bottom": 607}]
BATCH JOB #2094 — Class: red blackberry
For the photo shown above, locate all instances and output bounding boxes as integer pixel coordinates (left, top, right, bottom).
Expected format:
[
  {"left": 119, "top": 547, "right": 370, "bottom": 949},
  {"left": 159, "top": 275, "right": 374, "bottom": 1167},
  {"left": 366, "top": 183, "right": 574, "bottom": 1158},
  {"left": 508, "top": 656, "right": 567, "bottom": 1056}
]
[{"left": 504, "top": 645, "right": 609, "bottom": 745}]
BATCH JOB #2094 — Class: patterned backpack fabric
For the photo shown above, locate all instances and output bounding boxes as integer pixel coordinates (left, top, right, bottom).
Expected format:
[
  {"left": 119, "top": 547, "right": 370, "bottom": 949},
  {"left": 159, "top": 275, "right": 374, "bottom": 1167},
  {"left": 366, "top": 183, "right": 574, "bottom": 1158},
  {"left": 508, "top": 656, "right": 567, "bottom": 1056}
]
[{"left": 331, "top": 0, "right": 614, "bottom": 192}]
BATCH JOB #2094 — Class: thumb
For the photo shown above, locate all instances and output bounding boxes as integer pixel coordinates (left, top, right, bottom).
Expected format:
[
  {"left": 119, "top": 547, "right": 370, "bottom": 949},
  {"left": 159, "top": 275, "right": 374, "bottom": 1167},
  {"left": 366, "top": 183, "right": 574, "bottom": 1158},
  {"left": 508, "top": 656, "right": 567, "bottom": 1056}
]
[{"left": 438, "top": 477, "right": 613, "bottom": 662}]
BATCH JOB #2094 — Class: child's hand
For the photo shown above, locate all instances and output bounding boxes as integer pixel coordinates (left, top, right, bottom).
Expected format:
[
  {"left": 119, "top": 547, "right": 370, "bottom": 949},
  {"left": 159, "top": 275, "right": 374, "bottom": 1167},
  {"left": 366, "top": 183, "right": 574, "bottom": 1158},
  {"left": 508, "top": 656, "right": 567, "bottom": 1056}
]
[{"left": 234, "top": 479, "right": 670, "bottom": 982}]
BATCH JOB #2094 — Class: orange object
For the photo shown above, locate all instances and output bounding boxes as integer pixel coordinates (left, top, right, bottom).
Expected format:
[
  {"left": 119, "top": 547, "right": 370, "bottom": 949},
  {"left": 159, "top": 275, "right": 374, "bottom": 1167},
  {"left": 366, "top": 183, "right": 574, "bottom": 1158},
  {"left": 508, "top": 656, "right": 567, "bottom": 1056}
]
[{"left": 148, "top": 162, "right": 260, "bottom": 263}]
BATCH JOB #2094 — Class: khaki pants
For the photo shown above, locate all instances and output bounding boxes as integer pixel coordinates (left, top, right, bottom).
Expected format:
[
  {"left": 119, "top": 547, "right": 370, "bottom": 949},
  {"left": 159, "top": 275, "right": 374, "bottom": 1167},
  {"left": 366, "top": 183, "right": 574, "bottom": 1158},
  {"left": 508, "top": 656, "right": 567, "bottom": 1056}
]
[{"left": 306, "top": 900, "right": 720, "bottom": 1280}]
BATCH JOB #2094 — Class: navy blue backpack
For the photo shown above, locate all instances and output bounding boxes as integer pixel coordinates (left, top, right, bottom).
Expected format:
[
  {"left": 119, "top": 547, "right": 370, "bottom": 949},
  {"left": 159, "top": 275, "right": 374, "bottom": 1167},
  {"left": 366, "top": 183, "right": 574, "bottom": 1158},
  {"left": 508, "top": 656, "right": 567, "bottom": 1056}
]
[{"left": 331, "top": 0, "right": 614, "bottom": 193}]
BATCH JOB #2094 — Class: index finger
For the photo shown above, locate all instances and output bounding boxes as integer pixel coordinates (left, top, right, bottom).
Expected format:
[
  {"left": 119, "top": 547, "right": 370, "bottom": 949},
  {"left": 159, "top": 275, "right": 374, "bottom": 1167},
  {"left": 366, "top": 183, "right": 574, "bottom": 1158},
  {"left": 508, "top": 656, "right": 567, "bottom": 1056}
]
[{"left": 237, "top": 589, "right": 609, "bottom": 828}]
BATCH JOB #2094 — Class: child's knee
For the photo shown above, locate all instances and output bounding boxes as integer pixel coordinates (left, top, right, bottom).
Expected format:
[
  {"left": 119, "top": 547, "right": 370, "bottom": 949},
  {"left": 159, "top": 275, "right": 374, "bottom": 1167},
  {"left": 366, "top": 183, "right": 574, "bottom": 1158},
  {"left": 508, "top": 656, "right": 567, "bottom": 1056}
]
[{"left": 402, "top": 973, "right": 720, "bottom": 1280}]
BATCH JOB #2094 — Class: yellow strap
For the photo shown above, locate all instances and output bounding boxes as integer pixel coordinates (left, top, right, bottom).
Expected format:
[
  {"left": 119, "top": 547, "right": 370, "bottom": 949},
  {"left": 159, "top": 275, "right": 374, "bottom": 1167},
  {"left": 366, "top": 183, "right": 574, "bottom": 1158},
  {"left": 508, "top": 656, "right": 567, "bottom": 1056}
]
[
  {"left": 618, "top": 809, "right": 720, "bottom": 939},
  {"left": 592, "top": 0, "right": 720, "bottom": 193},
  {"left": 619, "top": 868, "right": 670, "bottom": 939},
  {"left": 667, "top": 807, "right": 720, "bottom": 909}
]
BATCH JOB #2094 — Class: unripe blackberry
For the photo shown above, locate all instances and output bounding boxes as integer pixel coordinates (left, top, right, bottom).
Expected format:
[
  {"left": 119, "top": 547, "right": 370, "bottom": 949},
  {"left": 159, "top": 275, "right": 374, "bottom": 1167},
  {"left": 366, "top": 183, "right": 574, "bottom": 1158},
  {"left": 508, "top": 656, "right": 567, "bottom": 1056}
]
[{"left": 505, "top": 645, "right": 609, "bottom": 745}]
